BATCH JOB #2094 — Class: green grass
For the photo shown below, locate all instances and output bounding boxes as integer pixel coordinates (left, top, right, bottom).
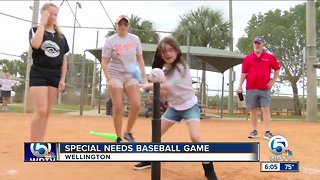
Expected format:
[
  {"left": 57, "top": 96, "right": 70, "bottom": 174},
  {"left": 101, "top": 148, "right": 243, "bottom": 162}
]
[
  {"left": 4, "top": 104, "right": 320, "bottom": 122},
  {"left": 5, "top": 104, "right": 24, "bottom": 113},
  {"left": 52, "top": 104, "right": 93, "bottom": 111},
  {"left": 222, "top": 113, "right": 320, "bottom": 122},
  {"left": 4, "top": 103, "right": 93, "bottom": 114}
]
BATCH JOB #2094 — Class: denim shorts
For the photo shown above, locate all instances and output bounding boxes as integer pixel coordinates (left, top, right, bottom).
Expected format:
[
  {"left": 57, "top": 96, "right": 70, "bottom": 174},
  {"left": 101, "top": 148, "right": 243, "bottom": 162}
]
[
  {"left": 162, "top": 104, "right": 200, "bottom": 123},
  {"left": 245, "top": 90, "right": 271, "bottom": 109}
]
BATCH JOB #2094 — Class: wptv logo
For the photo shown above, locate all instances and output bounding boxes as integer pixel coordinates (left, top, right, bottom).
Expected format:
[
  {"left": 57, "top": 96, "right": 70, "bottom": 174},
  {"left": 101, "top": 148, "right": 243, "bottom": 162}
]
[
  {"left": 268, "top": 136, "right": 293, "bottom": 161},
  {"left": 25, "top": 143, "right": 57, "bottom": 162}
]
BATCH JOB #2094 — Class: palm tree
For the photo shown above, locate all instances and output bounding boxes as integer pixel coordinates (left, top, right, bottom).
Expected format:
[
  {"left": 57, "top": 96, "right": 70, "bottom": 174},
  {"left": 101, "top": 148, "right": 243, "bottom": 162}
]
[
  {"left": 172, "top": 6, "right": 231, "bottom": 49},
  {"left": 172, "top": 6, "right": 232, "bottom": 112},
  {"left": 106, "top": 14, "right": 159, "bottom": 44}
]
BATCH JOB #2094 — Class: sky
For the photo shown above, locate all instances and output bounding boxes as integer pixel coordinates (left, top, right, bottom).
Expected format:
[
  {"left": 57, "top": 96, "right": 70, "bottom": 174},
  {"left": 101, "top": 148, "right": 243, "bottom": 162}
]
[{"left": 0, "top": 0, "right": 318, "bottom": 96}]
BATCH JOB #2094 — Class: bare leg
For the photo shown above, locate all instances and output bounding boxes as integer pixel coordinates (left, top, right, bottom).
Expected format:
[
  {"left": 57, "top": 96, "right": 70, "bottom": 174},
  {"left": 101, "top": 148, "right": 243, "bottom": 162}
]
[
  {"left": 161, "top": 120, "right": 175, "bottom": 136},
  {"left": 261, "top": 107, "right": 271, "bottom": 132},
  {"left": 186, "top": 120, "right": 201, "bottom": 142},
  {"left": 124, "top": 84, "right": 141, "bottom": 134},
  {"left": 30, "top": 87, "right": 49, "bottom": 142},
  {"left": 187, "top": 120, "right": 217, "bottom": 179},
  {"left": 109, "top": 86, "right": 124, "bottom": 138},
  {"left": 250, "top": 108, "right": 258, "bottom": 131},
  {"left": 2, "top": 97, "right": 10, "bottom": 110},
  {"left": 46, "top": 87, "right": 58, "bottom": 118}
]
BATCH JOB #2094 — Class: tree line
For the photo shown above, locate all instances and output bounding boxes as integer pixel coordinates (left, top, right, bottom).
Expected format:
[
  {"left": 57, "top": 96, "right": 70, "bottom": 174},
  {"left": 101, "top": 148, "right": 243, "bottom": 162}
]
[{"left": 1, "top": 3, "right": 319, "bottom": 115}]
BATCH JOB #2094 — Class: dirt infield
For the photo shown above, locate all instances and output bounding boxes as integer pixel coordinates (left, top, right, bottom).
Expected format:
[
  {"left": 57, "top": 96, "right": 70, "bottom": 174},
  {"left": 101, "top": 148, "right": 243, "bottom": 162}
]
[{"left": 0, "top": 112, "right": 319, "bottom": 180}]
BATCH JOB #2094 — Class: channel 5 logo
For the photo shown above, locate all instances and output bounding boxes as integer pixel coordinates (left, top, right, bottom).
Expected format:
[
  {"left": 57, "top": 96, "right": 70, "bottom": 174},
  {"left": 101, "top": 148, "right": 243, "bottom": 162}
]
[
  {"left": 30, "top": 143, "right": 54, "bottom": 157},
  {"left": 268, "top": 136, "right": 293, "bottom": 161},
  {"left": 25, "top": 143, "right": 56, "bottom": 161},
  {"left": 30, "top": 143, "right": 56, "bottom": 158}
]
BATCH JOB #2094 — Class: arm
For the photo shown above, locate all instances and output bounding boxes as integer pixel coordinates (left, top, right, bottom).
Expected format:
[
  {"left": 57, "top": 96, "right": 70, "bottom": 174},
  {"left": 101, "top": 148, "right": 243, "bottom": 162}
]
[
  {"left": 272, "top": 69, "right": 280, "bottom": 81},
  {"left": 140, "top": 82, "right": 169, "bottom": 100},
  {"left": 140, "top": 82, "right": 169, "bottom": 91},
  {"left": 30, "top": 10, "right": 49, "bottom": 49},
  {"left": 239, "top": 73, "right": 247, "bottom": 88},
  {"left": 58, "top": 55, "right": 68, "bottom": 92},
  {"left": 268, "top": 69, "right": 280, "bottom": 89},
  {"left": 268, "top": 56, "right": 281, "bottom": 89},
  {"left": 101, "top": 37, "right": 113, "bottom": 82},
  {"left": 60, "top": 55, "right": 68, "bottom": 82},
  {"left": 160, "top": 88, "right": 168, "bottom": 100},
  {"left": 30, "top": 25, "right": 45, "bottom": 49},
  {"left": 101, "top": 57, "right": 112, "bottom": 82},
  {"left": 136, "top": 54, "right": 147, "bottom": 83},
  {"left": 237, "top": 58, "right": 248, "bottom": 92},
  {"left": 237, "top": 73, "right": 247, "bottom": 92},
  {"left": 135, "top": 36, "right": 147, "bottom": 83}
]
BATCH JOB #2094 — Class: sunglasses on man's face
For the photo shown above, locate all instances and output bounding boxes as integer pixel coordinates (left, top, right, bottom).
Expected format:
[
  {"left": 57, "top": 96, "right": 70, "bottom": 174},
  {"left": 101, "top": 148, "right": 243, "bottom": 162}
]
[{"left": 254, "top": 41, "right": 262, "bottom": 45}]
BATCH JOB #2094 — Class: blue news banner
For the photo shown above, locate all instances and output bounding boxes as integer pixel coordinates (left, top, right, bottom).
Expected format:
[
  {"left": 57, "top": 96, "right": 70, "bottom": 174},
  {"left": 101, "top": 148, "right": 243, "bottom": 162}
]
[{"left": 25, "top": 142, "right": 259, "bottom": 162}]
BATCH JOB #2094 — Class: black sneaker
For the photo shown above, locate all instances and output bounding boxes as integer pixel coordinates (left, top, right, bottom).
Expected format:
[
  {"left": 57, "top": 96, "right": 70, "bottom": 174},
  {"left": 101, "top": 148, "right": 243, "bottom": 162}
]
[
  {"left": 124, "top": 133, "right": 135, "bottom": 142},
  {"left": 248, "top": 130, "right": 258, "bottom": 138},
  {"left": 115, "top": 137, "right": 122, "bottom": 143},
  {"left": 133, "top": 161, "right": 151, "bottom": 170},
  {"left": 202, "top": 162, "right": 218, "bottom": 180}
]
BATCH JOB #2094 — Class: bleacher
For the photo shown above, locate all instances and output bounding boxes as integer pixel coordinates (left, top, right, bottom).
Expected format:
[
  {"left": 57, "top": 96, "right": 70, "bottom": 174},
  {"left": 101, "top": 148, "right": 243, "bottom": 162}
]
[
  {"left": 123, "top": 92, "right": 151, "bottom": 117},
  {"left": 106, "top": 75, "right": 208, "bottom": 118}
]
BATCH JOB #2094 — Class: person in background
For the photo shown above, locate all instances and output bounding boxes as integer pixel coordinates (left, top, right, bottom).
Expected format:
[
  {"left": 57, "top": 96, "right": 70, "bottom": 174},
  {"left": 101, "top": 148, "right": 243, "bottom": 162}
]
[
  {"left": 0, "top": 72, "right": 17, "bottom": 111},
  {"left": 236, "top": 36, "right": 280, "bottom": 140},
  {"left": 143, "top": 94, "right": 153, "bottom": 118},
  {"left": 29, "top": 2, "right": 69, "bottom": 141},
  {"left": 101, "top": 15, "right": 147, "bottom": 143}
]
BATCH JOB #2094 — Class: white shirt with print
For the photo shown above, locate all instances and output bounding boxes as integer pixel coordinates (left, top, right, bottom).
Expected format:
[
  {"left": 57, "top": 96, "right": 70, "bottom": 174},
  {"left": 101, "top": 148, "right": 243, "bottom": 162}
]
[{"left": 164, "top": 63, "right": 198, "bottom": 110}]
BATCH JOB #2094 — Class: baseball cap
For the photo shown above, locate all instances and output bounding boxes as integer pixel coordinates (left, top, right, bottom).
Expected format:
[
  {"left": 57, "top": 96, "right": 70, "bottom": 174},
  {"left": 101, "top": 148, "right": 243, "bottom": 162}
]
[
  {"left": 253, "top": 36, "right": 265, "bottom": 43},
  {"left": 116, "top": 15, "right": 129, "bottom": 24}
]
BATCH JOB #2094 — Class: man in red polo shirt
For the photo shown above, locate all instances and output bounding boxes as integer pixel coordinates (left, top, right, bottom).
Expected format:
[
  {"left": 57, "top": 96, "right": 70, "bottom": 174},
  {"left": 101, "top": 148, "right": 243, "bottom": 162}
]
[{"left": 237, "top": 36, "right": 280, "bottom": 140}]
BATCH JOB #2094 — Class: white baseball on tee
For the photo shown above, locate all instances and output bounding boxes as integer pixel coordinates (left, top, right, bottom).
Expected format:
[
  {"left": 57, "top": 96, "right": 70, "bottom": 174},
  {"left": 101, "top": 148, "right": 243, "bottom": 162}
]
[{"left": 149, "top": 68, "right": 166, "bottom": 83}]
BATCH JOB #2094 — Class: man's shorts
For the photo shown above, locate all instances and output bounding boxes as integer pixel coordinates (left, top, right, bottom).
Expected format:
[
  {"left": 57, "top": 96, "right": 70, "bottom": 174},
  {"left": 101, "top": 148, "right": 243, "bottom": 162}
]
[
  {"left": 162, "top": 104, "right": 200, "bottom": 123},
  {"left": 29, "top": 65, "right": 61, "bottom": 88},
  {"left": 245, "top": 90, "right": 271, "bottom": 109}
]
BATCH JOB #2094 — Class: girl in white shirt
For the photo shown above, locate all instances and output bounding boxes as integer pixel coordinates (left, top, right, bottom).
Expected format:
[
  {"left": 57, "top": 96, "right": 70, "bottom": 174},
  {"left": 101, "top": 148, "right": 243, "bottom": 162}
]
[
  {"left": 0, "top": 73, "right": 16, "bottom": 111},
  {"left": 134, "top": 37, "right": 218, "bottom": 180}
]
